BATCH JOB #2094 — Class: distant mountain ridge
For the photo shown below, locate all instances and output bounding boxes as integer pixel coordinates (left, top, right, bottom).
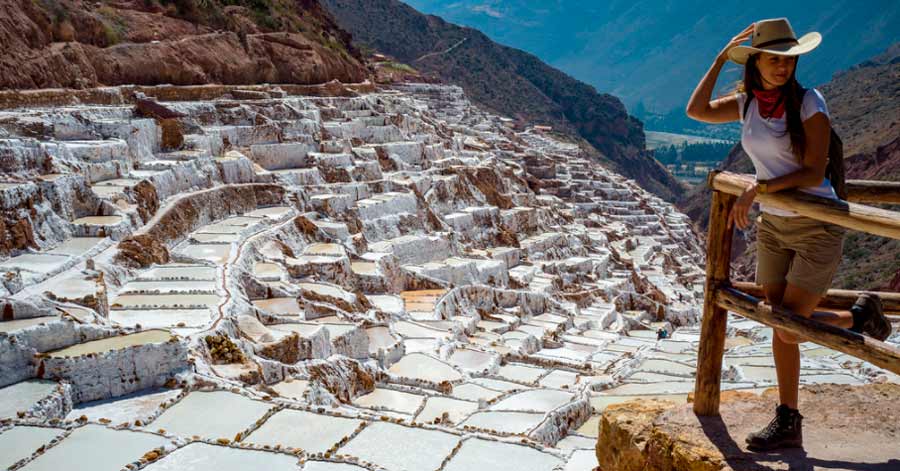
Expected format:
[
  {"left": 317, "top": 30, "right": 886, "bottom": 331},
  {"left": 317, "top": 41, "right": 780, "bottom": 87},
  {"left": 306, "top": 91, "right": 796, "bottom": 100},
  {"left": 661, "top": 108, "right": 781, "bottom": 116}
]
[
  {"left": 322, "top": 0, "right": 686, "bottom": 201},
  {"left": 405, "top": 0, "right": 900, "bottom": 138}
]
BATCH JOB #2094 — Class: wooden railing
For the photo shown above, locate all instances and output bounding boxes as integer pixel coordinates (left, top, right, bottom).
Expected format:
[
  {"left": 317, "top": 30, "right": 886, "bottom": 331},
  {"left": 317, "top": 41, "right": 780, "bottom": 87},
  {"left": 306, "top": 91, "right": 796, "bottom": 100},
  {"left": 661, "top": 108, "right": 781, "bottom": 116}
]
[{"left": 693, "top": 170, "right": 900, "bottom": 416}]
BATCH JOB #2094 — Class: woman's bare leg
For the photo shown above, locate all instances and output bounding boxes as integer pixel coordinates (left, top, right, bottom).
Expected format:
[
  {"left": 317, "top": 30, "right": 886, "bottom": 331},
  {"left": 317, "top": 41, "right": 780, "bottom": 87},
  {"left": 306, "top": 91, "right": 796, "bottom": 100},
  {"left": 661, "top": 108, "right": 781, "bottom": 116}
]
[{"left": 772, "top": 283, "right": 853, "bottom": 409}]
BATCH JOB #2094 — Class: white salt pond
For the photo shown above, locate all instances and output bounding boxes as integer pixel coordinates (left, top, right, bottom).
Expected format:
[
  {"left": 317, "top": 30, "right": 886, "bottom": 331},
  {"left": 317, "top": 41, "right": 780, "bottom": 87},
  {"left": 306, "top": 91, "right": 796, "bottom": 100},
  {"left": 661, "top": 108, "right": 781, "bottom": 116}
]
[
  {"left": 72, "top": 215, "right": 122, "bottom": 226},
  {"left": 46, "top": 330, "right": 173, "bottom": 358},
  {"left": 0, "top": 426, "right": 65, "bottom": 470},
  {"left": 109, "top": 309, "right": 212, "bottom": 328},
  {"left": 47, "top": 237, "right": 104, "bottom": 256},
  {"left": 270, "top": 379, "right": 310, "bottom": 400},
  {"left": 178, "top": 244, "right": 232, "bottom": 263},
  {"left": 111, "top": 293, "right": 220, "bottom": 309},
  {"left": 147, "top": 391, "right": 274, "bottom": 439},
  {"left": 448, "top": 348, "right": 494, "bottom": 371},
  {"left": 18, "top": 425, "right": 168, "bottom": 471},
  {"left": 246, "top": 206, "right": 292, "bottom": 219},
  {"left": 490, "top": 389, "right": 574, "bottom": 412},
  {"left": 66, "top": 388, "right": 182, "bottom": 423},
  {"left": 414, "top": 396, "right": 479, "bottom": 424},
  {"left": 140, "top": 265, "right": 216, "bottom": 280},
  {"left": 119, "top": 280, "right": 216, "bottom": 293},
  {"left": 143, "top": 442, "right": 298, "bottom": 470},
  {"left": 0, "top": 316, "right": 57, "bottom": 333},
  {"left": 304, "top": 462, "right": 369, "bottom": 471},
  {"left": 337, "top": 421, "right": 459, "bottom": 471},
  {"left": 354, "top": 388, "right": 425, "bottom": 415},
  {"left": 443, "top": 438, "right": 563, "bottom": 471},
  {"left": 498, "top": 363, "right": 546, "bottom": 383},
  {"left": 460, "top": 411, "right": 545, "bottom": 434},
  {"left": 387, "top": 353, "right": 462, "bottom": 383},
  {"left": 564, "top": 449, "right": 599, "bottom": 471},
  {"left": 0, "top": 253, "right": 70, "bottom": 275},
  {"left": 245, "top": 409, "right": 363, "bottom": 453},
  {"left": 252, "top": 297, "right": 302, "bottom": 315},
  {"left": 451, "top": 382, "right": 506, "bottom": 402}
]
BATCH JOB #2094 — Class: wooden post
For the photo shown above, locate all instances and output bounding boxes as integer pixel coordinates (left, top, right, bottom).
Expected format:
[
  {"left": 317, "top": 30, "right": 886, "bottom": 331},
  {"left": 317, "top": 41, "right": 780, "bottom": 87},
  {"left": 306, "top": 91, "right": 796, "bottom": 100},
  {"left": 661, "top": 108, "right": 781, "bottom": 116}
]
[{"left": 693, "top": 183, "right": 737, "bottom": 416}]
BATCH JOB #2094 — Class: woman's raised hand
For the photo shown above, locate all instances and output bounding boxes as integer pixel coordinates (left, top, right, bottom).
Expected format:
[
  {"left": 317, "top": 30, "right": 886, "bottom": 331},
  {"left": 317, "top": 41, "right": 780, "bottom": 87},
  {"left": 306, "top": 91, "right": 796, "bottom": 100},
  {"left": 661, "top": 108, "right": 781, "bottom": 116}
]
[{"left": 718, "top": 24, "right": 755, "bottom": 63}]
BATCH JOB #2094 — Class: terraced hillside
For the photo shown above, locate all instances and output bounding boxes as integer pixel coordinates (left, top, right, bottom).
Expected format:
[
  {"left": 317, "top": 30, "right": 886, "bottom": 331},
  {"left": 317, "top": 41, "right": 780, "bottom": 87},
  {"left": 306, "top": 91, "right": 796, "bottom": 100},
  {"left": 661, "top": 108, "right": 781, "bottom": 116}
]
[{"left": 0, "top": 82, "right": 896, "bottom": 470}]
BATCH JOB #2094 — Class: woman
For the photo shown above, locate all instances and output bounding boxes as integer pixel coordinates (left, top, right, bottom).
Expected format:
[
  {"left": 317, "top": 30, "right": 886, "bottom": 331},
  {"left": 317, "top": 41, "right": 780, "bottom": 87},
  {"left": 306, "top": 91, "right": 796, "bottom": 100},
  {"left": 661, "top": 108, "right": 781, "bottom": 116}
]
[{"left": 685, "top": 18, "right": 891, "bottom": 451}]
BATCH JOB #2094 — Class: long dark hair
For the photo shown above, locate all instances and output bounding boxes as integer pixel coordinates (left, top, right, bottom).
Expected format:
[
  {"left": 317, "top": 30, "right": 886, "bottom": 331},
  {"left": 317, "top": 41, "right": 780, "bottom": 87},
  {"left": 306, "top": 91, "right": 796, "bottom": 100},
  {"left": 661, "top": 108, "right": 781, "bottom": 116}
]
[{"left": 738, "top": 53, "right": 806, "bottom": 160}]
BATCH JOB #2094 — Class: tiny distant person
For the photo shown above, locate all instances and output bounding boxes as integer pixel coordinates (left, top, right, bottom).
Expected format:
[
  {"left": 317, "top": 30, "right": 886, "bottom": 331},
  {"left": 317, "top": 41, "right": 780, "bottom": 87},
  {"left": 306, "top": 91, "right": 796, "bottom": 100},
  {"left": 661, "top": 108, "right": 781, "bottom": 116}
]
[{"left": 685, "top": 18, "right": 891, "bottom": 451}]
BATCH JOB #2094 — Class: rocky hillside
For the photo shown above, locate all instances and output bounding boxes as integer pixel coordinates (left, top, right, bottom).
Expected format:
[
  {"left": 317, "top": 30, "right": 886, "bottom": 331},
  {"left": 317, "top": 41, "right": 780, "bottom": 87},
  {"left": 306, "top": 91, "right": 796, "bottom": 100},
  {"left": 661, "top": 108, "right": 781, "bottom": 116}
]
[
  {"left": 0, "top": 0, "right": 367, "bottom": 89},
  {"left": 678, "top": 43, "right": 900, "bottom": 291},
  {"left": 321, "top": 0, "right": 686, "bottom": 202}
]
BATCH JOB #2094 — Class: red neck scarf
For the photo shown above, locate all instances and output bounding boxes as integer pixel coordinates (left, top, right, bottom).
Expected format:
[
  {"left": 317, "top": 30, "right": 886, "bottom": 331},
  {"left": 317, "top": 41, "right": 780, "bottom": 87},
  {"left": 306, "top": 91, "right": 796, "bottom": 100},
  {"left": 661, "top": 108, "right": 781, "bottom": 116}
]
[{"left": 751, "top": 87, "right": 786, "bottom": 119}]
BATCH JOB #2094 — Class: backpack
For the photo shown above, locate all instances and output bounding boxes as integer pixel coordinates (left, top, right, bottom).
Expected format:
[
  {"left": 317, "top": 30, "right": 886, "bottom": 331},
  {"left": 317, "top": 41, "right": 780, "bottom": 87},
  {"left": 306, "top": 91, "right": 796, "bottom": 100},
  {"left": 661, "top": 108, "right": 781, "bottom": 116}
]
[{"left": 743, "top": 89, "right": 847, "bottom": 200}]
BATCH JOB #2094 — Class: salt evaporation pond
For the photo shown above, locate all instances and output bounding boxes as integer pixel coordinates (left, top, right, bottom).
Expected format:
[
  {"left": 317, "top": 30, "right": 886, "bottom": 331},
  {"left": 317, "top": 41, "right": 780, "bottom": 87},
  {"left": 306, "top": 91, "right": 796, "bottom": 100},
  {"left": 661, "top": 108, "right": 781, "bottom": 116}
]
[
  {"left": 245, "top": 409, "right": 363, "bottom": 453},
  {"left": 147, "top": 391, "right": 274, "bottom": 439},
  {"left": 414, "top": 396, "right": 479, "bottom": 424},
  {"left": 143, "top": 442, "right": 298, "bottom": 471},
  {"left": 18, "top": 425, "right": 168, "bottom": 471},
  {"left": 337, "top": 422, "right": 459, "bottom": 471},
  {"left": 46, "top": 329, "right": 173, "bottom": 357},
  {"left": 387, "top": 353, "right": 462, "bottom": 383},
  {"left": 0, "top": 426, "right": 65, "bottom": 469},
  {"left": 354, "top": 388, "right": 425, "bottom": 415},
  {"left": 443, "top": 438, "right": 563, "bottom": 471},
  {"left": 461, "top": 411, "right": 545, "bottom": 434}
]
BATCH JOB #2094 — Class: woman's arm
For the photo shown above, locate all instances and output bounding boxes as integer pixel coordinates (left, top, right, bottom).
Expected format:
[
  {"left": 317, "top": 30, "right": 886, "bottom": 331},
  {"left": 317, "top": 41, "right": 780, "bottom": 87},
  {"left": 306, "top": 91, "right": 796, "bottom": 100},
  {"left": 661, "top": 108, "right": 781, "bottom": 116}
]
[{"left": 685, "top": 24, "right": 754, "bottom": 123}]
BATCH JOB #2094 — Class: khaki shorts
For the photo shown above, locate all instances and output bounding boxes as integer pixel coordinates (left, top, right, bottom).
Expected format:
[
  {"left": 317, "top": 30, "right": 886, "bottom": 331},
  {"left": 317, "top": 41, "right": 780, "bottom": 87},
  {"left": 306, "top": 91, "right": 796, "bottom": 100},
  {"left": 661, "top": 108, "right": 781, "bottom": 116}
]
[{"left": 755, "top": 213, "right": 846, "bottom": 296}]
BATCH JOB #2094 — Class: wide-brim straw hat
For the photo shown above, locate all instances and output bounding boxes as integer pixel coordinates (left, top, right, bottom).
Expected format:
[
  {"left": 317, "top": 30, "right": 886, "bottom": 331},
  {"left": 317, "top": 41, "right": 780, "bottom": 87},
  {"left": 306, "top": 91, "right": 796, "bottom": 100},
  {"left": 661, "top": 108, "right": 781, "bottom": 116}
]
[{"left": 728, "top": 18, "right": 821, "bottom": 65}]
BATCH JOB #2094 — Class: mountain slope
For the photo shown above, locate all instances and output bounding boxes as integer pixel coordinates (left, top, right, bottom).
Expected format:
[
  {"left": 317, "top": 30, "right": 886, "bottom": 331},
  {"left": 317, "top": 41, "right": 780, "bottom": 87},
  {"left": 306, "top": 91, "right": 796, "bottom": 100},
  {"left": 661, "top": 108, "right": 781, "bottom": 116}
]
[
  {"left": 0, "top": 0, "right": 367, "bottom": 89},
  {"left": 678, "top": 43, "right": 900, "bottom": 291},
  {"left": 322, "top": 0, "right": 686, "bottom": 202},
  {"left": 405, "top": 0, "right": 900, "bottom": 138}
]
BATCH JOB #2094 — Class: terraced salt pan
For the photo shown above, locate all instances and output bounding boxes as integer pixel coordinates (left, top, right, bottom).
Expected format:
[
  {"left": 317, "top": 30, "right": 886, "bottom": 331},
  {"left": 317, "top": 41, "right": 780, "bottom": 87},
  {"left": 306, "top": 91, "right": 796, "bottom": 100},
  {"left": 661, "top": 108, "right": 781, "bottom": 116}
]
[
  {"left": 450, "top": 382, "right": 506, "bottom": 402},
  {"left": 119, "top": 280, "right": 216, "bottom": 293},
  {"left": 253, "top": 262, "right": 285, "bottom": 279},
  {"left": 414, "top": 396, "right": 479, "bottom": 424},
  {"left": 72, "top": 215, "right": 122, "bottom": 225},
  {"left": 498, "top": 363, "right": 546, "bottom": 383},
  {"left": 564, "top": 449, "right": 599, "bottom": 471},
  {"left": 0, "top": 253, "right": 70, "bottom": 275},
  {"left": 245, "top": 409, "right": 363, "bottom": 453},
  {"left": 66, "top": 388, "right": 182, "bottom": 423},
  {"left": 252, "top": 297, "right": 302, "bottom": 315},
  {"left": 490, "top": 389, "right": 574, "bottom": 413},
  {"left": 337, "top": 421, "right": 460, "bottom": 471},
  {"left": 19, "top": 425, "right": 169, "bottom": 471},
  {"left": 393, "top": 321, "right": 450, "bottom": 339},
  {"left": 46, "top": 329, "right": 173, "bottom": 357},
  {"left": 178, "top": 244, "right": 232, "bottom": 263},
  {"left": 109, "top": 309, "right": 212, "bottom": 328},
  {"left": 304, "top": 462, "right": 369, "bottom": 471},
  {"left": 143, "top": 442, "right": 298, "bottom": 470},
  {"left": 461, "top": 410, "right": 545, "bottom": 434},
  {"left": 111, "top": 293, "right": 220, "bottom": 308},
  {"left": 539, "top": 370, "right": 579, "bottom": 389},
  {"left": 0, "top": 316, "right": 57, "bottom": 333},
  {"left": 443, "top": 438, "right": 563, "bottom": 471},
  {"left": 147, "top": 391, "right": 274, "bottom": 439},
  {"left": 576, "top": 415, "right": 601, "bottom": 437},
  {"left": 47, "top": 237, "right": 104, "bottom": 256},
  {"left": 0, "top": 426, "right": 65, "bottom": 469},
  {"left": 387, "top": 353, "right": 462, "bottom": 383},
  {"left": 246, "top": 206, "right": 292, "bottom": 219},
  {"left": 270, "top": 379, "right": 310, "bottom": 400},
  {"left": 365, "top": 327, "right": 398, "bottom": 352},
  {"left": 271, "top": 322, "right": 356, "bottom": 339},
  {"left": 192, "top": 233, "right": 241, "bottom": 243},
  {"left": 353, "top": 388, "right": 425, "bottom": 415},
  {"left": 448, "top": 348, "right": 494, "bottom": 371},
  {"left": 140, "top": 265, "right": 216, "bottom": 280}
]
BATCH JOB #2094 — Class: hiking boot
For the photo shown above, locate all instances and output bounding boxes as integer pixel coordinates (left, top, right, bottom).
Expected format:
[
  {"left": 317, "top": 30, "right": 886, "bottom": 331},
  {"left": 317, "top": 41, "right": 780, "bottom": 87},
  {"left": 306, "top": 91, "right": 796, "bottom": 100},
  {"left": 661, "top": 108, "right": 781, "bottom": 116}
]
[
  {"left": 851, "top": 293, "right": 891, "bottom": 341},
  {"left": 745, "top": 404, "right": 803, "bottom": 451}
]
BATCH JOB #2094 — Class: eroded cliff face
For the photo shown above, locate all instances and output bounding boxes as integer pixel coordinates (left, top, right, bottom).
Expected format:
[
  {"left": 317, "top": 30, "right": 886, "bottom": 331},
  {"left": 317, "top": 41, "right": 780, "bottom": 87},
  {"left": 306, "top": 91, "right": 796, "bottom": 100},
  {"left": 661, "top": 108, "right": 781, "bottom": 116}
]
[
  {"left": 0, "top": 81, "right": 894, "bottom": 470},
  {"left": 0, "top": 0, "right": 367, "bottom": 90}
]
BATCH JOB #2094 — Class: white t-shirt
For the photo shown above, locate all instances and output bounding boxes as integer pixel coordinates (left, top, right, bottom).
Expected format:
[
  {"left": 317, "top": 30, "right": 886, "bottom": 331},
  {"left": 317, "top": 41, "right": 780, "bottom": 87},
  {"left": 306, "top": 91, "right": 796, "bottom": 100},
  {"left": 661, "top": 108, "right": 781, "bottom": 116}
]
[{"left": 737, "top": 87, "right": 837, "bottom": 217}]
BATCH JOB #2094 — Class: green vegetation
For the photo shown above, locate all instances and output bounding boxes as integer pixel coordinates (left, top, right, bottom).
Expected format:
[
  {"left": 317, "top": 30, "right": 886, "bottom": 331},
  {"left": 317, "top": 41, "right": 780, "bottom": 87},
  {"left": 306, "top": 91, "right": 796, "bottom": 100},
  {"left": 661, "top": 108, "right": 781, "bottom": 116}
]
[{"left": 654, "top": 141, "right": 734, "bottom": 165}]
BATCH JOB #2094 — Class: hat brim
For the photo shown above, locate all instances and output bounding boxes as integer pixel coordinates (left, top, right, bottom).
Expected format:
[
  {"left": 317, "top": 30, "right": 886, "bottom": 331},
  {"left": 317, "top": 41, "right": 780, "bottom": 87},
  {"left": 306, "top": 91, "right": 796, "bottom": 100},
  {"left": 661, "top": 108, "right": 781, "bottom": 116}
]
[{"left": 728, "top": 32, "right": 821, "bottom": 65}]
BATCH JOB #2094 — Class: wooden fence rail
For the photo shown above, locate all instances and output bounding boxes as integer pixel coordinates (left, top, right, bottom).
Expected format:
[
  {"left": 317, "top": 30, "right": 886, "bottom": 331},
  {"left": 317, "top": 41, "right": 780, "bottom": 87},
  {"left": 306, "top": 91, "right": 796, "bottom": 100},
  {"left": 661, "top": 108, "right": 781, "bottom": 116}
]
[{"left": 693, "top": 170, "right": 900, "bottom": 416}]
